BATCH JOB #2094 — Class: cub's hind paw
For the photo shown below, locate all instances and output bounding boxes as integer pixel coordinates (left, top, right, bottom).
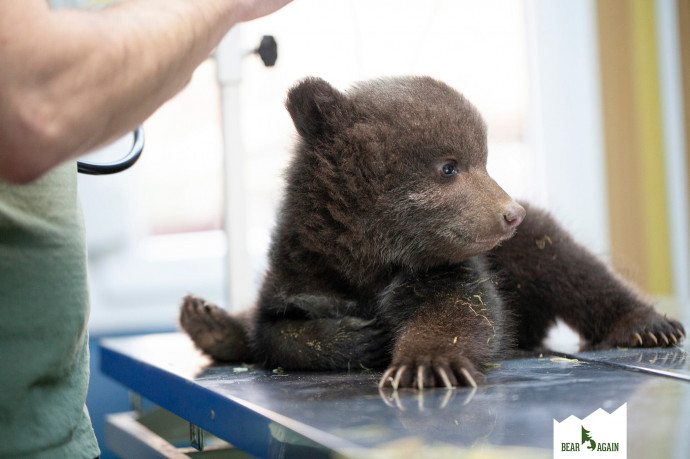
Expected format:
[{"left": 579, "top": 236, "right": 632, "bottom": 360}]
[
  {"left": 599, "top": 310, "right": 685, "bottom": 350},
  {"left": 180, "top": 294, "right": 231, "bottom": 336},
  {"left": 178, "top": 294, "right": 251, "bottom": 362},
  {"left": 378, "top": 355, "right": 481, "bottom": 390}
]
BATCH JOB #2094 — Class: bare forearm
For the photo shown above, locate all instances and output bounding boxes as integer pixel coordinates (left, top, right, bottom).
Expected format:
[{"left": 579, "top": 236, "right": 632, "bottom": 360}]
[{"left": 0, "top": 0, "right": 288, "bottom": 182}]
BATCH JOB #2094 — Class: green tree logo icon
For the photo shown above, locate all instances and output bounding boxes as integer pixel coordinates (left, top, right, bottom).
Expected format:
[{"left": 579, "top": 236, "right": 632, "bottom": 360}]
[{"left": 582, "top": 426, "right": 597, "bottom": 451}]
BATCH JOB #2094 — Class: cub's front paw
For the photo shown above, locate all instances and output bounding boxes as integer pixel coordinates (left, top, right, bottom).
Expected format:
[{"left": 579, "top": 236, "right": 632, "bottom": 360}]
[
  {"left": 599, "top": 309, "right": 685, "bottom": 349},
  {"left": 378, "top": 355, "right": 481, "bottom": 390}
]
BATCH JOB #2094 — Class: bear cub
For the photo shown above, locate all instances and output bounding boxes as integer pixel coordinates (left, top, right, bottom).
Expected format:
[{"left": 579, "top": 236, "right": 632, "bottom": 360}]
[{"left": 180, "top": 76, "right": 685, "bottom": 389}]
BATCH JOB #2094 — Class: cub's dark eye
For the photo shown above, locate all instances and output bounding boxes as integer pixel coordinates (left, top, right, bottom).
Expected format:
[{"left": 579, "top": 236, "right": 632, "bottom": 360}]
[{"left": 441, "top": 162, "right": 458, "bottom": 177}]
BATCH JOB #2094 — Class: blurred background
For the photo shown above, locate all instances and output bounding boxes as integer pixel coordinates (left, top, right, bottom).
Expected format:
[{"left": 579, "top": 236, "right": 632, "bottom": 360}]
[
  {"left": 58, "top": 0, "right": 690, "bottom": 456},
  {"left": 79, "top": 0, "right": 690, "bottom": 331}
]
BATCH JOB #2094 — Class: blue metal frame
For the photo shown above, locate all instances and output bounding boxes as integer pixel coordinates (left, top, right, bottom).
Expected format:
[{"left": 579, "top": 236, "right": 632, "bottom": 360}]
[{"left": 100, "top": 344, "right": 273, "bottom": 457}]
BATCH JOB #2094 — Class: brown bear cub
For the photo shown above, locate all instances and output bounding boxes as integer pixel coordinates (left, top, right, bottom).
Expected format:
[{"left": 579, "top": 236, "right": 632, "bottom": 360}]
[{"left": 180, "top": 76, "right": 685, "bottom": 390}]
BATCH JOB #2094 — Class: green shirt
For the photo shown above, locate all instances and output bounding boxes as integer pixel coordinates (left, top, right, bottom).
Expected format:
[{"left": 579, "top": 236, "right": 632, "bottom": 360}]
[{"left": 0, "top": 163, "right": 99, "bottom": 458}]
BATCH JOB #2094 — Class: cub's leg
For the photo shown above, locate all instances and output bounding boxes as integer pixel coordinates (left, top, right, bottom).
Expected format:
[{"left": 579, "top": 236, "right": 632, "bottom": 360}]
[
  {"left": 488, "top": 202, "right": 685, "bottom": 350},
  {"left": 179, "top": 295, "right": 254, "bottom": 362},
  {"left": 252, "top": 294, "right": 390, "bottom": 370},
  {"left": 378, "top": 258, "right": 508, "bottom": 389},
  {"left": 252, "top": 316, "right": 390, "bottom": 371}
]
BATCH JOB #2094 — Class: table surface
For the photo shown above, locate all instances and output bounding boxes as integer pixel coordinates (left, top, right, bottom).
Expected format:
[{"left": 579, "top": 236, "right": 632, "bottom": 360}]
[{"left": 100, "top": 332, "right": 690, "bottom": 458}]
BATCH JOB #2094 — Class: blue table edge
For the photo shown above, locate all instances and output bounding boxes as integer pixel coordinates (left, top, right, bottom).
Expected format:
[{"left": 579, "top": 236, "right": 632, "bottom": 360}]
[{"left": 99, "top": 344, "right": 363, "bottom": 457}]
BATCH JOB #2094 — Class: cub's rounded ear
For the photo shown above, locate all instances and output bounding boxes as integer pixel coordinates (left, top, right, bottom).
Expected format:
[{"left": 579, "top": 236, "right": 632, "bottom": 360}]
[{"left": 286, "top": 77, "right": 349, "bottom": 143}]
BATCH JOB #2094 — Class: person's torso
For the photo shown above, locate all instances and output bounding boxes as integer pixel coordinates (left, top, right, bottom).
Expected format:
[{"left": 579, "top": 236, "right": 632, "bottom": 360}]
[{"left": 0, "top": 162, "right": 98, "bottom": 458}]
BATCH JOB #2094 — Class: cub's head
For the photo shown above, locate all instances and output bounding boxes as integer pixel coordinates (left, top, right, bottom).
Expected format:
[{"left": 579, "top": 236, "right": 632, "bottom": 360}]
[{"left": 284, "top": 76, "right": 524, "bottom": 273}]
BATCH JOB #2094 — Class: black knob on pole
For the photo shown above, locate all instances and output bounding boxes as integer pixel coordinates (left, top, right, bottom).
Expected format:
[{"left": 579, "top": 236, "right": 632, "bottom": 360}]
[{"left": 255, "top": 35, "right": 278, "bottom": 67}]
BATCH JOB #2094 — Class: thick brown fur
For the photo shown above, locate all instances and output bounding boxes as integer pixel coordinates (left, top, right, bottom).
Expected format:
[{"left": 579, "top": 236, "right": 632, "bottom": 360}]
[{"left": 180, "top": 76, "right": 685, "bottom": 389}]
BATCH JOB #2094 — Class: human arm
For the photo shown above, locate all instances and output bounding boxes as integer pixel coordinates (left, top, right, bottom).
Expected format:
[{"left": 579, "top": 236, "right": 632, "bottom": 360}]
[{"left": 0, "top": 0, "right": 291, "bottom": 183}]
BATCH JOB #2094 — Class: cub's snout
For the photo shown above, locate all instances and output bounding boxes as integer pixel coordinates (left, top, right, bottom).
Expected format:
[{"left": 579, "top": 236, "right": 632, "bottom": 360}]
[{"left": 501, "top": 202, "right": 526, "bottom": 234}]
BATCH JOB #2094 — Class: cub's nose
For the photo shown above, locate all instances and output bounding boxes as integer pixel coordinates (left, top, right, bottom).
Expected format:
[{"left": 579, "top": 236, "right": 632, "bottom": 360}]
[{"left": 502, "top": 203, "right": 526, "bottom": 232}]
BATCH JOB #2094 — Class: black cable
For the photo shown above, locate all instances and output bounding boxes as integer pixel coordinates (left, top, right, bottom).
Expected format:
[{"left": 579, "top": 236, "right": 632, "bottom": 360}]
[{"left": 77, "top": 125, "right": 144, "bottom": 175}]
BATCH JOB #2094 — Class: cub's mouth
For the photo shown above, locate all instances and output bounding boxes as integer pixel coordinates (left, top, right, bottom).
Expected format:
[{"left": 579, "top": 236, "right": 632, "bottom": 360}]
[{"left": 449, "top": 227, "right": 517, "bottom": 250}]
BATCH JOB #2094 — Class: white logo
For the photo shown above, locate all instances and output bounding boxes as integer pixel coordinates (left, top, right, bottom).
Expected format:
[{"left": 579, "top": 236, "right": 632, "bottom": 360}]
[{"left": 553, "top": 403, "right": 627, "bottom": 458}]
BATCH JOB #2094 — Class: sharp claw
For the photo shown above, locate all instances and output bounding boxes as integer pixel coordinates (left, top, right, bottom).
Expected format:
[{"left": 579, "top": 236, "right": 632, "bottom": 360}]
[
  {"left": 392, "top": 365, "right": 407, "bottom": 391},
  {"left": 437, "top": 367, "right": 454, "bottom": 389},
  {"left": 417, "top": 366, "right": 425, "bottom": 391},
  {"left": 670, "top": 334, "right": 678, "bottom": 345},
  {"left": 647, "top": 332, "right": 658, "bottom": 345},
  {"left": 677, "top": 328, "right": 686, "bottom": 339},
  {"left": 660, "top": 333, "right": 669, "bottom": 345},
  {"left": 459, "top": 368, "right": 477, "bottom": 388},
  {"left": 379, "top": 367, "right": 396, "bottom": 389},
  {"left": 633, "top": 333, "right": 643, "bottom": 346}
]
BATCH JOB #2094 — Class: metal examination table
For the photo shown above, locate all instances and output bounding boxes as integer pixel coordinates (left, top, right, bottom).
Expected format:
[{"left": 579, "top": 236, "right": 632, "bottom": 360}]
[{"left": 100, "top": 333, "right": 690, "bottom": 458}]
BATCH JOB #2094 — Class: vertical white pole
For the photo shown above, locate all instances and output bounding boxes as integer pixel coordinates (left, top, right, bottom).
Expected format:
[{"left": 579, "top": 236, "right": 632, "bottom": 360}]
[
  {"left": 216, "top": 28, "right": 253, "bottom": 312},
  {"left": 655, "top": 0, "right": 690, "bottom": 302},
  {"left": 524, "top": 0, "right": 610, "bottom": 257},
  {"left": 657, "top": 7, "right": 690, "bottom": 455}
]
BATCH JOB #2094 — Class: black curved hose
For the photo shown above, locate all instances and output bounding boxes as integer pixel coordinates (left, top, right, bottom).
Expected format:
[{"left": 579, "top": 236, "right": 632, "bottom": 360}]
[{"left": 77, "top": 126, "right": 144, "bottom": 175}]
